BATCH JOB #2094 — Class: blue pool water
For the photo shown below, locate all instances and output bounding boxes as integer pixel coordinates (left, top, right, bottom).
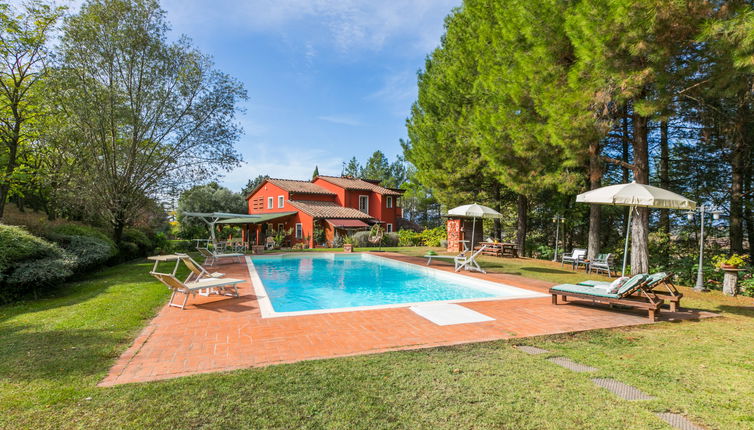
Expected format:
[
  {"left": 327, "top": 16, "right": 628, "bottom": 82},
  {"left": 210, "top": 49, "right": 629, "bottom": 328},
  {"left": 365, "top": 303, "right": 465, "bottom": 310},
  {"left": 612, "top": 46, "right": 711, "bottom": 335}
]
[{"left": 251, "top": 254, "right": 538, "bottom": 313}]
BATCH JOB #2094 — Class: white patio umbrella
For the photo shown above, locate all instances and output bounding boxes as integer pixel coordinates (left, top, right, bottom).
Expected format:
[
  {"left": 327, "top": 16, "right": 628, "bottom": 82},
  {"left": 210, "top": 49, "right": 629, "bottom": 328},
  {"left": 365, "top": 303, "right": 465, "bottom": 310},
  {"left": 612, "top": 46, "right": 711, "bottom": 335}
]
[
  {"left": 576, "top": 182, "right": 696, "bottom": 276},
  {"left": 447, "top": 203, "right": 503, "bottom": 253}
]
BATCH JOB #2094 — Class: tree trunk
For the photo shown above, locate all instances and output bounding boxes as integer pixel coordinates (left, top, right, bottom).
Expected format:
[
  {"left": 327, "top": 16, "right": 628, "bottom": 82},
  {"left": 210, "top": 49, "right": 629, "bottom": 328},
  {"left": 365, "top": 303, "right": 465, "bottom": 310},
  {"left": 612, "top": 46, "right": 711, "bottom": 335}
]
[
  {"left": 730, "top": 132, "right": 746, "bottom": 254},
  {"left": 516, "top": 194, "right": 528, "bottom": 256},
  {"left": 587, "top": 141, "right": 602, "bottom": 259},
  {"left": 659, "top": 119, "right": 670, "bottom": 233},
  {"left": 0, "top": 143, "right": 18, "bottom": 220},
  {"left": 744, "top": 172, "right": 753, "bottom": 261},
  {"left": 631, "top": 111, "right": 650, "bottom": 274},
  {"left": 493, "top": 182, "right": 502, "bottom": 239}
]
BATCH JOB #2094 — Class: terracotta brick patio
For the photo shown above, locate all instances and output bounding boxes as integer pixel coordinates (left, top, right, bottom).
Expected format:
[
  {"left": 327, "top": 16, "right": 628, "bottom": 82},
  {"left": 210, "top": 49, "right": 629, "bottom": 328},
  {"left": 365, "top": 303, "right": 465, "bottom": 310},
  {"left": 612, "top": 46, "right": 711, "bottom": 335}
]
[{"left": 99, "top": 253, "right": 716, "bottom": 386}]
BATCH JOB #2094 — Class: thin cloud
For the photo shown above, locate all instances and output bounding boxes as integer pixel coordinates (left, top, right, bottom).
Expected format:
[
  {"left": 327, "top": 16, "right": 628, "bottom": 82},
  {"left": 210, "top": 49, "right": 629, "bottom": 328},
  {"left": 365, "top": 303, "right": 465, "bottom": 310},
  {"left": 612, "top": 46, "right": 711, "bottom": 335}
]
[
  {"left": 161, "top": 0, "right": 459, "bottom": 54},
  {"left": 317, "top": 115, "right": 364, "bottom": 127}
]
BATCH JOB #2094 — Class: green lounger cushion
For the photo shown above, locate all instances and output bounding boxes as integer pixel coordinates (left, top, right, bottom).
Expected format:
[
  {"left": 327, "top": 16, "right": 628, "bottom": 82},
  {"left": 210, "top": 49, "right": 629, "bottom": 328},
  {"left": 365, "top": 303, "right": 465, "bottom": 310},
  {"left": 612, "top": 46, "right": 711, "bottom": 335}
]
[
  {"left": 577, "top": 280, "right": 610, "bottom": 287},
  {"left": 550, "top": 284, "right": 621, "bottom": 298},
  {"left": 615, "top": 274, "right": 648, "bottom": 295}
]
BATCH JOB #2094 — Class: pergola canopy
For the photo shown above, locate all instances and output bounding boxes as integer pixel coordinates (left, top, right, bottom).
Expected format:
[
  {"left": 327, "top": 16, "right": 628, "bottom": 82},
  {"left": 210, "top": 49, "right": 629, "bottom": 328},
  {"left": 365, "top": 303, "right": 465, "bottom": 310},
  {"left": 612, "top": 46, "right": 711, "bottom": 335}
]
[
  {"left": 182, "top": 212, "right": 260, "bottom": 244},
  {"left": 216, "top": 212, "right": 297, "bottom": 225}
]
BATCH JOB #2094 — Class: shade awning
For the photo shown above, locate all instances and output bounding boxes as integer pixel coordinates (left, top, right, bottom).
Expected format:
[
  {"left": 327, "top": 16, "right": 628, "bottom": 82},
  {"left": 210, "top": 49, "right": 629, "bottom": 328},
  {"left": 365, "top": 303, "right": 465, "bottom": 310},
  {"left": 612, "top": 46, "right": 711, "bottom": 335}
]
[
  {"left": 326, "top": 219, "right": 370, "bottom": 229},
  {"left": 217, "top": 212, "right": 297, "bottom": 224},
  {"left": 576, "top": 182, "right": 696, "bottom": 210}
]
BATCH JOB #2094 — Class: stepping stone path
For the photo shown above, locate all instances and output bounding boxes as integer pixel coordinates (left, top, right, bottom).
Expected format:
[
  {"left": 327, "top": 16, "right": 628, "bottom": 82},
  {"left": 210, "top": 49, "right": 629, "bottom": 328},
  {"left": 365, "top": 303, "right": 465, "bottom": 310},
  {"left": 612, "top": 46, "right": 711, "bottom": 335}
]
[
  {"left": 514, "top": 345, "right": 549, "bottom": 355},
  {"left": 656, "top": 413, "right": 705, "bottom": 430},
  {"left": 547, "top": 357, "right": 598, "bottom": 372},
  {"left": 516, "top": 346, "right": 705, "bottom": 429},
  {"left": 591, "top": 378, "right": 654, "bottom": 400}
]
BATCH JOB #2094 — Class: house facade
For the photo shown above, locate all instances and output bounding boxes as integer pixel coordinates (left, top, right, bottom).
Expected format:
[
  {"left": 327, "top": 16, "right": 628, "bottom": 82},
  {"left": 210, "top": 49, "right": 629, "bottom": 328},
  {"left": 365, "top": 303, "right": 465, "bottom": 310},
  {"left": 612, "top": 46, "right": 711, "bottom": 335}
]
[{"left": 242, "top": 176, "right": 403, "bottom": 248}]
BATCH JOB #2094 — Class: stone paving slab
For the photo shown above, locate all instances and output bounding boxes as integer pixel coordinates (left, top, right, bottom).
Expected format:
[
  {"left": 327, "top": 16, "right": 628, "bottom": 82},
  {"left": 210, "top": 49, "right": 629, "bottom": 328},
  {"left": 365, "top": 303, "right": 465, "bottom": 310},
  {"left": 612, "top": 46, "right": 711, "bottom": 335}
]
[
  {"left": 656, "top": 413, "right": 705, "bottom": 430},
  {"left": 515, "top": 345, "right": 549, "bottom": 355},
  {"left": 547, "top": 357, "right": 598, "bottom": 372},
  {"left": 592, "top": 378, "right": 654, "bottom": 400},
  {"left": 100, "top": 253, "right": 719, "bottom": 386}
]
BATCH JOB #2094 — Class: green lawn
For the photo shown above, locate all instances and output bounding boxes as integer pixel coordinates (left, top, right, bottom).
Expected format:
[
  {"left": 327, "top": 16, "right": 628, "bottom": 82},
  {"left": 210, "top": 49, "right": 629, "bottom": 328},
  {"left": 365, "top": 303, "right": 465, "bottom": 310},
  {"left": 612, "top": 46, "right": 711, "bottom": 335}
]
[{"left": 1, "top": 251, "right": 752, "bottom": 429}]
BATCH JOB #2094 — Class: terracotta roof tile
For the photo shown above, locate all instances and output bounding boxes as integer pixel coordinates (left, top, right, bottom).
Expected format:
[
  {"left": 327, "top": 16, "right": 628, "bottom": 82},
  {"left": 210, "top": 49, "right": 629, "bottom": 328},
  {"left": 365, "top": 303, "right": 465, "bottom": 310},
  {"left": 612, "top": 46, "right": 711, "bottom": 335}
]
[
  {"left": 288, "top": 200, "right": 374, "bottom": 219},
  {"left": 316, "top": 176, "right": 403, "bottom": 196},
  {"left": 267, "top": 178, "right": 335, "bottom": 195}
]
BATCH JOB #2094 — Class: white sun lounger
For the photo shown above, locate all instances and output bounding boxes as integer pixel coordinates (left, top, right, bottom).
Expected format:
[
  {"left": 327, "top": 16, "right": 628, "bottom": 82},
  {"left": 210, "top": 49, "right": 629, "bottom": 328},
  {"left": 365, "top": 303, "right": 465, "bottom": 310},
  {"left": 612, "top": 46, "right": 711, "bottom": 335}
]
[
  {"left": 454, "top": 245, "right": 487, "bottom": 273},
  {"left": 151, "top": 272, "right": 244, "bottom": 309}
]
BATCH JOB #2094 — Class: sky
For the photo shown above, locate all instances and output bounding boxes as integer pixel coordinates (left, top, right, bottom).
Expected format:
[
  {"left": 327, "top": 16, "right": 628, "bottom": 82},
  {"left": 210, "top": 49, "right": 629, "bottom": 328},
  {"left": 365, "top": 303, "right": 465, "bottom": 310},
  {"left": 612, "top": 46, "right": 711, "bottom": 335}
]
[{"left": 94, "top": 0, "right": 461, "bottom": 191}]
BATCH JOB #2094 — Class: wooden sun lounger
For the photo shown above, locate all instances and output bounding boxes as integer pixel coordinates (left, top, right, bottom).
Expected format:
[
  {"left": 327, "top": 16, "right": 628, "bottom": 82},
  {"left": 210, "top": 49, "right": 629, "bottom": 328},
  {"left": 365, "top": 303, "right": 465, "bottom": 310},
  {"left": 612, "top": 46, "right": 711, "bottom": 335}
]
[
  {"left": 550, "top": 274, "right": 664, "bottom": 322},
  {"left": 578, "top": 272, "right": 682, "bottom": 312}
]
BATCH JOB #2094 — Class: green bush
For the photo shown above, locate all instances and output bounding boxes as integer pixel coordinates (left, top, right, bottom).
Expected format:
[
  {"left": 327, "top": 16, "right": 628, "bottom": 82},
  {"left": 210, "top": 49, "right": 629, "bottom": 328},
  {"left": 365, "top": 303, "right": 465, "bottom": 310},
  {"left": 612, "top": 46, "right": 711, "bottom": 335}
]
[
  {"left": 119, "top": 228, "right": 155, "bottom": 259},
  {"left": 352, "top": 231, "right": 371, "bottom": 247},
  {"left": 398, "top": 229, "right": 422, "bottom": 246},
  {"left": 419, "top": 226, "right": 446, "bottom": 247},
  {"left": 0, "top": 224, "right": 75, "bottom": 302},
  {"left": 49, "top": 234, "right": 115, "bottom": 272},
  {"left": 47, "top": 224, "right": 116, "bottom": 253},
  {"left": 384, "top": 232, "right": 399, "bottom": 247}
]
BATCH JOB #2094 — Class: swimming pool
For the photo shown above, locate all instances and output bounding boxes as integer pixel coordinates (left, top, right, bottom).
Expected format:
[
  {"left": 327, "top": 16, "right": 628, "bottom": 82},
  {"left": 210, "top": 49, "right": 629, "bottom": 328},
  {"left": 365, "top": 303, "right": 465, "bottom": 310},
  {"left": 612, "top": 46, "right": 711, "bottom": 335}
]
[{"left": 247, "top": 253, "right": 546, "bottom": 317}]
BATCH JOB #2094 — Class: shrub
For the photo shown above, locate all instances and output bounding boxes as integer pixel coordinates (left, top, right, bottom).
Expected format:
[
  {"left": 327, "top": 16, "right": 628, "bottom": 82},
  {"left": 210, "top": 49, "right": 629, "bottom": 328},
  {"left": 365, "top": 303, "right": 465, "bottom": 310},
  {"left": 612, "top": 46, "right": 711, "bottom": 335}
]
[
  {"left": 398, "top": 229, "right": 422, "bottom": 246},
  {"left": 352, "top": 231, "right": 371, "bottom": 247},
  {"left": 0, "top": 224, "right": 75, "bottom": 302},
  {"left": 419, "top": 226, "right": 446, "bottom": 247},
  {"left": 48, "top": 224, "right": 116, "bottom": 253},
  {"left": 384, "top": 232, "right": 399, "bottom": 247},
  {"left": 51, "top": 235, "right": 114, "bottom": 272}
]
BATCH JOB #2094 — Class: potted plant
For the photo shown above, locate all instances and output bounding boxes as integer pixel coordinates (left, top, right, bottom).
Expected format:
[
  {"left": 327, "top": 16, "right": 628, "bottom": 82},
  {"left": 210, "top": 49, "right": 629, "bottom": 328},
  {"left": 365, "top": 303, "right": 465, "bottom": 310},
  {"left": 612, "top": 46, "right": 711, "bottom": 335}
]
[
  {"left": 343, "top": 235, "right": 354, "bottom": 253},
  {"left": 713, "top": 254, "right": 749, "bottom": 270}
]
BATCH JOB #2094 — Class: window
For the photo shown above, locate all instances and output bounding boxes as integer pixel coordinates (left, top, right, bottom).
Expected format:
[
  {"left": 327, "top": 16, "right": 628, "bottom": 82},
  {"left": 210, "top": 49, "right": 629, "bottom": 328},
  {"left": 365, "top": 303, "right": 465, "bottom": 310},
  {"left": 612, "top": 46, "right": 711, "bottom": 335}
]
[
  {"left": 386, "top": 223, "right": 393, "bottom": 233},
  {"left": 278, "top": 195, "right": 284, "bottom": 208},
  {"left": 358, "top": 195, "right": 369, "bottom": 214},
  {"left": 386, "top": 196, "right": 393, "bottom": 208},
  {"left": 277, "top": 223, "right": 284, "bottom": 232},
  {"left": 295, "top": 223, "right": 303, "bottom": 239},
  {"left": 267, "top": 197, "right": 273, "bottom": 209}
]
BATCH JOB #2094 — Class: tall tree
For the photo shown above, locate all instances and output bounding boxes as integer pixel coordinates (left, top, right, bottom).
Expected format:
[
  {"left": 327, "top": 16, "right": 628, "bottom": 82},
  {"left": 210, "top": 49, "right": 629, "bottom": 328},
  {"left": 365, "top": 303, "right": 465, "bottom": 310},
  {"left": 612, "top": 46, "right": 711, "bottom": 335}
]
[
  {"left": 698, "top": 4, "right": 754, "bottom": 254},
  {"left": 53, "top": 0, "right": 246, "bottom": 241},
  {"left": 0, "top": 1, "right": 62, "bottom": 219},
  {"left": 312, "top": 165, "right": 319, "bottom": 180},
  {"left": 242, "top": 174, "right": 268, "bottom": 195},
  {"left": 341, "top": 156, "right": 361, "bottom": 178},
  {"left": 405, "top": 5, "right": 499, "bottom": 214}
]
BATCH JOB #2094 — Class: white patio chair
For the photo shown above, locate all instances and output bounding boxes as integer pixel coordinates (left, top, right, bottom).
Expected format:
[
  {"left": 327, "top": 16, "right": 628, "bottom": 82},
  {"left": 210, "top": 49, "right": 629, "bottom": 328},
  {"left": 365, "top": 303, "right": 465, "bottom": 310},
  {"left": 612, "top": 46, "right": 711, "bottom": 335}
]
[
  {"left": 589, "top": 253, "right": 615, "bottom": 277},
  {"left": 454, "top": 245, "right": 488, "bottom": 273},
  {"left": 561, "top": 248, "right": 587, "bottom": 269},
  {"left": 196, "top": 245, "right": 244, "bottom": 266}
]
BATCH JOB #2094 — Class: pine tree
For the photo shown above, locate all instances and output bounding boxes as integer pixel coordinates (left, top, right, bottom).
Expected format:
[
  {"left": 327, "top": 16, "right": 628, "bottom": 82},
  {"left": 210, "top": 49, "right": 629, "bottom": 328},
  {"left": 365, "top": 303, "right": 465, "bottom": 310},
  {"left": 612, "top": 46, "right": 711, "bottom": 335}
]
[{"left": 312, "top": 165, "right": 319, "bottom": 180}]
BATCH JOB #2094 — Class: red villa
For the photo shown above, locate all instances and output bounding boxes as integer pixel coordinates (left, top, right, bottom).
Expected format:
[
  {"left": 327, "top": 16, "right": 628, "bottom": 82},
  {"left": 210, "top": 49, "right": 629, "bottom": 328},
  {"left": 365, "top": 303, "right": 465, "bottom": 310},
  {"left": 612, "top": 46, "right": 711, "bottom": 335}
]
[{"left": 241, "top": 175, "right": 404, "bottom": 248}]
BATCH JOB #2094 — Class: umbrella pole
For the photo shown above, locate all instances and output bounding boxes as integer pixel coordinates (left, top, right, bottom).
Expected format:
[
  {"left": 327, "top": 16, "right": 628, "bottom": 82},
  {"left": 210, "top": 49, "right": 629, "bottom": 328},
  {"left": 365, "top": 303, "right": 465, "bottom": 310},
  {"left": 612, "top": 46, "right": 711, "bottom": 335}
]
[
  {"left": 471, "top": 217, "right": 476, "bottom": 255},
  {"left": 622, "top": 207, "right": 633, "bottom": 277}
]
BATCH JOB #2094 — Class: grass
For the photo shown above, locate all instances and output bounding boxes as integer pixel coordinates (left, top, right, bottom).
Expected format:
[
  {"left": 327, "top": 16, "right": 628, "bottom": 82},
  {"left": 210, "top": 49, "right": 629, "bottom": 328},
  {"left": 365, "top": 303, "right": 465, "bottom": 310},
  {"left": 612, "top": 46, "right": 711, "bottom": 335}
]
[{"left": 1, "top": 250, "right": 753, "bottom": 429}]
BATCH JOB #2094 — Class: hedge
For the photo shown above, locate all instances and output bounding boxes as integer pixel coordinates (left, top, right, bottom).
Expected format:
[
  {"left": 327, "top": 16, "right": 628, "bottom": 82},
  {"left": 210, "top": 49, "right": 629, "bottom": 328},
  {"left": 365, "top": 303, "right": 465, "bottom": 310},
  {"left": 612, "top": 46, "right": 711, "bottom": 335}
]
[{"left": 0, "top": 224, "right": 76, "bottom": 302}]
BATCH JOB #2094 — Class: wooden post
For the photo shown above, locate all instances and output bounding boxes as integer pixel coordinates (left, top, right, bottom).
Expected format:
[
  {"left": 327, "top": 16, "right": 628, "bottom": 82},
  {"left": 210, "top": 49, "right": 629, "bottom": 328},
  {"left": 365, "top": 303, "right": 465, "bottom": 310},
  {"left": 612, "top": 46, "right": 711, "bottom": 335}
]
[{"left": 722, "top": 269, "right": 743, "bottom": 296}]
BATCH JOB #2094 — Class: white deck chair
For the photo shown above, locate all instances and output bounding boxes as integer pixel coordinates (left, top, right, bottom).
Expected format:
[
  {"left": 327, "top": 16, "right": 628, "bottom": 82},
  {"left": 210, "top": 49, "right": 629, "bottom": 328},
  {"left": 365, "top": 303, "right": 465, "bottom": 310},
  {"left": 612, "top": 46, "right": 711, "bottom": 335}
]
[
  {"left": 196, "top": 245, "right": 244, "bottom": 266},
  {"left": 454, "top": 245, "right": 487, "bottom": 273},
  {"left": 175, "top": 253, "right": 226, "bottom": 296},
  {"left": 150, "top": 272, "right": 244, "bottom": 309}
]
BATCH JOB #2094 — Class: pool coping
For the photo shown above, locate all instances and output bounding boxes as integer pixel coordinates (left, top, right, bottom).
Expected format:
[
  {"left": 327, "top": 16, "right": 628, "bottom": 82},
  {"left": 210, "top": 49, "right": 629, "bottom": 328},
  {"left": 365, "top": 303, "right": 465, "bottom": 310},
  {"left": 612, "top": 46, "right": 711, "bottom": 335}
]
[{"left": 247, "top": 252, "right": 548, "bottom": 318}]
